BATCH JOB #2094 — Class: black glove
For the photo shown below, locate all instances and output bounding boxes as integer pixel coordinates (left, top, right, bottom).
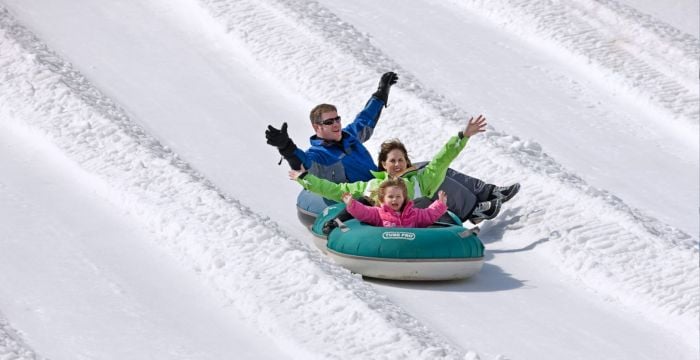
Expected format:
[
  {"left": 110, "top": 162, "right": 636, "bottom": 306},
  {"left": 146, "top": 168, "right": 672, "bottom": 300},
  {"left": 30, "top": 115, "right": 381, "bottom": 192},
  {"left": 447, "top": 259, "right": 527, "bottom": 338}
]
[
  {"left": 265, "top": 122, "right": 302, "bottom": 169},
  {"left": 266, "top": 122, "right": 291, "bottom": 149},
  {"left": 372, "top": 72, "right": 398, "bottom": 106}
]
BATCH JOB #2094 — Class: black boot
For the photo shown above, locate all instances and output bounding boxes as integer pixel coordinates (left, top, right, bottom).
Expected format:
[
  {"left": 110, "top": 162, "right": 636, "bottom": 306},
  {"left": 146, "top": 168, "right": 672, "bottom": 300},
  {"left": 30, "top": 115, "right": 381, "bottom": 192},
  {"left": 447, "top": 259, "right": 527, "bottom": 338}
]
[
  {"left": 322, "top": 219, "right": 338, "bottom": 235},
  {"left": 322, "top": 209, "right": 355, "bottom": 235},
  {"left": 469, "top": 199, "right": 502, "bottom": 223},
  {"left": 488, "top": 183, "right": 520, "bottom": 203}
]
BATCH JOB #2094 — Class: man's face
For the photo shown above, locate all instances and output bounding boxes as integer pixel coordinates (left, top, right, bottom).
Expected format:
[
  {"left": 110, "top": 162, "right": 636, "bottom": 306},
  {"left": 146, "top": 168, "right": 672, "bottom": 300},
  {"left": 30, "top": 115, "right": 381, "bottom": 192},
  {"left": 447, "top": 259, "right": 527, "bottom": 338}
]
[{"left": 313, "top": 111, "right": 343, "bottom": 142}]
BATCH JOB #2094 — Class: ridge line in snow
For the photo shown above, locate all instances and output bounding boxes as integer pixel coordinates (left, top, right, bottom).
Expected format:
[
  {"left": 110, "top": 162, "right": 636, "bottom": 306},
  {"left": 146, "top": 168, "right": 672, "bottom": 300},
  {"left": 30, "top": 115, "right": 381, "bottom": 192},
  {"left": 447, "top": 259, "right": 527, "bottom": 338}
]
[
  {"left": 443, "top": 0, "right": 699, "bottom": 128},
  {"left": 0, "top": 7, "right": 479, "bottom": 360},
  {"left": 191, "top": 0, "right": 698, "bottom": 345},
  {"left": 0, "top": 313, "right": 42, "bottom": 360}
]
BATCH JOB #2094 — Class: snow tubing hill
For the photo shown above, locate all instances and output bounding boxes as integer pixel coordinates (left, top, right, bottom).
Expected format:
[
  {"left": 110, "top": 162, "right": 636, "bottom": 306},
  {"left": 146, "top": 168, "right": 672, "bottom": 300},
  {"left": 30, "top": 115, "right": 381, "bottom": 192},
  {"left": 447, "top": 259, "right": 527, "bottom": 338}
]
[{"left": 309, "top": 201, "right": 485, "bottom": 280}]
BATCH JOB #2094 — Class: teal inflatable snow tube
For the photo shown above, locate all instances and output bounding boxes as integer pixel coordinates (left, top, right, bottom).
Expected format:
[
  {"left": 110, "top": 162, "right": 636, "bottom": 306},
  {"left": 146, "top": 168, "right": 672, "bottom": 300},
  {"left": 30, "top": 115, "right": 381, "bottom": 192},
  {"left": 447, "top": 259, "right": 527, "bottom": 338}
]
[
  {"left": 297, "top": 190, "right": 337, "bottom": 228},
  {"left": 311, "top": 203, "right": 485, "bottom": 280}
]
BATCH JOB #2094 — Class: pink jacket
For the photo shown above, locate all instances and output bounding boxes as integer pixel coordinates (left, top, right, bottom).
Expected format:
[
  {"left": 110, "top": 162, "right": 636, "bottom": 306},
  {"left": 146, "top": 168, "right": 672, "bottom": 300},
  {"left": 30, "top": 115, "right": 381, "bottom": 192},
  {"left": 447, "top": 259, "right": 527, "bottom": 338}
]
[{"left": 346, "top": 199, "right": 447, "bottom": 228}]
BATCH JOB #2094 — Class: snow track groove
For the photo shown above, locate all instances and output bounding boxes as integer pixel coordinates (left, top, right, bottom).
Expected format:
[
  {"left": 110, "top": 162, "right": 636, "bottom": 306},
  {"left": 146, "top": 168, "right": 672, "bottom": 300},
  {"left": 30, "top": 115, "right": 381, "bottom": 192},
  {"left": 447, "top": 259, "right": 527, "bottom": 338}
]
[
  {"left": 0, "top": 7, "right": 473, "bottom": 360},
  {"left": 192, "top": 0, "right": 697, "bottom": 344},
  {"left": 444, "top": 0, "right": 699, "bottom": 128},
  {"left": 0, "top": 313, "right": 42, "bottom": 360}
]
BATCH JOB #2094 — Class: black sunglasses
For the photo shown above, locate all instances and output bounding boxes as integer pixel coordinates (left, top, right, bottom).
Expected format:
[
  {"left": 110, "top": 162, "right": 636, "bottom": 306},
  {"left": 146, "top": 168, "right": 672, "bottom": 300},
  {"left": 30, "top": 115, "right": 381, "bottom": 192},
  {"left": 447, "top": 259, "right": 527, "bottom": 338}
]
[{"left": 317, "top": 116, "right": 341, "bottom": 126}]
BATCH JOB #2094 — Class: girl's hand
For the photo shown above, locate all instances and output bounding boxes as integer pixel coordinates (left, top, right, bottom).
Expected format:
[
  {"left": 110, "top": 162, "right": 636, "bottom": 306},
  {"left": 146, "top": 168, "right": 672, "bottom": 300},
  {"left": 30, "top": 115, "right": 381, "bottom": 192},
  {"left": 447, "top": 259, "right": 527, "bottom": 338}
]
[
  {"left": 341, "top": 192, "right": 353, "bottom": 205},
  {"left": 437, "top": 190, "right": 447, "bottom": 204},
  {"left": 462, "top": 115, "right": 487, "bottom": 138}
]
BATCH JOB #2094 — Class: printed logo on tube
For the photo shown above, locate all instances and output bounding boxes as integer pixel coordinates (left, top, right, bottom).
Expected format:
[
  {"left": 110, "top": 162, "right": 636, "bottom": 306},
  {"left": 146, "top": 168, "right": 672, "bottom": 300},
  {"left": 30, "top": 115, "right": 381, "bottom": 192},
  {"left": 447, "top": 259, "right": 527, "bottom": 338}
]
[{"left": 381, "top": 231, "right": 416, "bottom": 240}]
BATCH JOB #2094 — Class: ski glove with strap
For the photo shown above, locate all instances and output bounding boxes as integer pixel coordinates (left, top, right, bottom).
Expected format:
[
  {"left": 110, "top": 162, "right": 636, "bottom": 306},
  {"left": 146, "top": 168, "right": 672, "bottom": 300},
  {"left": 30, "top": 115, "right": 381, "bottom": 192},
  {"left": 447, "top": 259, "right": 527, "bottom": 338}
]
[
  {"left": 266, "top": 122, "right": 291, "bottom": 148},
  {"left": 372, "top": 72, "right": 399, "bottom": 107},
  {"left": 265, "top": 122, "right": 302, "bottom": 169}
]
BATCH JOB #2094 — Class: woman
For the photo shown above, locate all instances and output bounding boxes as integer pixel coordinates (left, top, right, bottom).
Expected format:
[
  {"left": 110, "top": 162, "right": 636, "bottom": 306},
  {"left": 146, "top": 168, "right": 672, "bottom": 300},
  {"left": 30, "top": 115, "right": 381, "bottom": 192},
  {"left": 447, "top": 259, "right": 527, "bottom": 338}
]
[{"left": 377, "top": 140, "right": 520, "bottom": 223}]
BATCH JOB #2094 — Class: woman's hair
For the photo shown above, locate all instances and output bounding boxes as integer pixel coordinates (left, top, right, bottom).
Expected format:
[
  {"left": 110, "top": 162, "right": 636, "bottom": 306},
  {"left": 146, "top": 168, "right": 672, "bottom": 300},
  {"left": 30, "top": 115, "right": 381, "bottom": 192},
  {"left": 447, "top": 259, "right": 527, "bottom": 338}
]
[
  {"left": 309, "top": 104, "right": 337, "bottom": 124},
  {"left": 377, "top": 178, "right": 408, "bottom": 209},
  {"left": 377, "top": 139, "right": 412, "bottom": 171}
]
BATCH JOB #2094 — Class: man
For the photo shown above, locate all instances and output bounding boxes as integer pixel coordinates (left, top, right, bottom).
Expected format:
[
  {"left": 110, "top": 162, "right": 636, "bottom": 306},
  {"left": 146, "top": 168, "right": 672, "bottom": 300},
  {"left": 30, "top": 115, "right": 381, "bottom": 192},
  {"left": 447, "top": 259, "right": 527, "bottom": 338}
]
[{"left": 265, "top": 72, "right": 398, "bottom": 183}]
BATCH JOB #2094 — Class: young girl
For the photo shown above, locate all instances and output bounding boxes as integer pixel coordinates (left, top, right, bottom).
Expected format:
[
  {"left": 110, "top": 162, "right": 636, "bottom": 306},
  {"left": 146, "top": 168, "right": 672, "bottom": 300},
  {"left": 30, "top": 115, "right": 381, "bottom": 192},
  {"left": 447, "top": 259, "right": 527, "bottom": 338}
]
[{"left": 341, "top": 178, "right": 448, "bottom": 228}]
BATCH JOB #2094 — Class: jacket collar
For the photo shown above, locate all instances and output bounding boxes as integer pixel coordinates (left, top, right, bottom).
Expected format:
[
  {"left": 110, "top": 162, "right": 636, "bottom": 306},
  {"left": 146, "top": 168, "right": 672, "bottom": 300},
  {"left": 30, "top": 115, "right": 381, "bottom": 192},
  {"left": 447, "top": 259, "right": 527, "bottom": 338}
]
[
  {"left": 380, "top": 200, "right": 415, "bottom": 215},
  {"left": 309, "top": 131, "right": 349, "bottom": 147},
  {"left": 370, "top": 166, "right": 418, "bottom": 179},
  {"left": 370, "top": 170, "right": 388, "bottom": 179}
]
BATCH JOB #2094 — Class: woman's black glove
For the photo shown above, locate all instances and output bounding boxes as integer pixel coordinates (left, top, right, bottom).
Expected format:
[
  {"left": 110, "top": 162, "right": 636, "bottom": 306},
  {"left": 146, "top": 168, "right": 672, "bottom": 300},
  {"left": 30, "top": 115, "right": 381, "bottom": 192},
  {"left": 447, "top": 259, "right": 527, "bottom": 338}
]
[{"left": 372, "top": 72, "right": 399, "bottom": 106}]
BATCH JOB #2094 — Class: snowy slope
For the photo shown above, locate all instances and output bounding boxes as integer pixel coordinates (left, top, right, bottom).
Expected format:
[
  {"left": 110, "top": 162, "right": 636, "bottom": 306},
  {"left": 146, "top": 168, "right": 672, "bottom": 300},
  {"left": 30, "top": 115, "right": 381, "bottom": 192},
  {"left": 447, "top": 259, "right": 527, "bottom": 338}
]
[
  {"left": 0, "top": 0, "right": 697, "bottom": 359},
  {"left": 0, "top": 124, "right": 288, "bottom": 359}
]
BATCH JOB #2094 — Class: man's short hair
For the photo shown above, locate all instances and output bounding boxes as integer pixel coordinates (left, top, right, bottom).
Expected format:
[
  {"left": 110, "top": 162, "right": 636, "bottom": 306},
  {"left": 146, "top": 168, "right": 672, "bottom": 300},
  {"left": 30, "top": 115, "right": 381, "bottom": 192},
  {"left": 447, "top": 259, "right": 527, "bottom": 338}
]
[{"left": 309, "top": 104, "right": 337, "bottom": 124}]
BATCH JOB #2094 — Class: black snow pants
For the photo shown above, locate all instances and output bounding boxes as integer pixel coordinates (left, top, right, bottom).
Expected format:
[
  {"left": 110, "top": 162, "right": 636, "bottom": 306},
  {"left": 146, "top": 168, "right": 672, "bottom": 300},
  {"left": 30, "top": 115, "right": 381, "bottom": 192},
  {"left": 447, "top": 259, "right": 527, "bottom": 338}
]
[{"left": 413, "top": 162, "right": 492, "bottom": 222}]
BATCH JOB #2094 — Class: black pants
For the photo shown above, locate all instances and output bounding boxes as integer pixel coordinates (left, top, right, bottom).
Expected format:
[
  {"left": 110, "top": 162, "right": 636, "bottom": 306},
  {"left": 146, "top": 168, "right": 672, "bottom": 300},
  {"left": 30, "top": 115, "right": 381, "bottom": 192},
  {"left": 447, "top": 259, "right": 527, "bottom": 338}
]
[{"left": 414, "top": 163, "right": 493, "bottom": 221}]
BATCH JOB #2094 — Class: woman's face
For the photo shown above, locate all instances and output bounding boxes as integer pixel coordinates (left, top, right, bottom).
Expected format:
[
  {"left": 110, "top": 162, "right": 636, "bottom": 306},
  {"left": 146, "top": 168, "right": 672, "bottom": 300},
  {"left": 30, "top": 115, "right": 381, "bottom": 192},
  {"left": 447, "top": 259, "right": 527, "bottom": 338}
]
[
  {"left": 382, "top": 186, "right": 405, "bottom": 212},
  {"left": 382, "top": 149, "right": 408, "bottom": 176}
]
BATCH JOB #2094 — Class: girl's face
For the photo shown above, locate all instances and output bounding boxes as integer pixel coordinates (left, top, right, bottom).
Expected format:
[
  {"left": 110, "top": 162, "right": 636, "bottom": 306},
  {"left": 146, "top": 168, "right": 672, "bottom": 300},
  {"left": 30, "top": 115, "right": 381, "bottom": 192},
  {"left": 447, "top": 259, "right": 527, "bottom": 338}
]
[
  {"left": 382, "top": 149, "right": 408, "bottom": 177},
  {"left": 382, "top": 186, "right": 405, "bottom": 212}
]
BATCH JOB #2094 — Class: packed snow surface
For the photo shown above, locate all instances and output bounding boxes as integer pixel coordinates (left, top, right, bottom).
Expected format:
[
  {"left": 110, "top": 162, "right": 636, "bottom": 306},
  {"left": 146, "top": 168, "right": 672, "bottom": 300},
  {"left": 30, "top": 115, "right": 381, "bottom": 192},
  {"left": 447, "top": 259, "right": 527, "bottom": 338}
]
[{"left": 0, "top": 0, "right": 697, "bottom": 359}]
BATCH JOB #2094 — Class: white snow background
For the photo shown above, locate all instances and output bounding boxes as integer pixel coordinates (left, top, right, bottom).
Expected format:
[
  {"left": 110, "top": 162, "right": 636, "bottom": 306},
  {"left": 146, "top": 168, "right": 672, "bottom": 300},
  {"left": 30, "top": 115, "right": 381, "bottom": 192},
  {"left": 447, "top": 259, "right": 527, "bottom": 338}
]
[{"left": 0, "top": 0, "right": 697, "bottom": 359}]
